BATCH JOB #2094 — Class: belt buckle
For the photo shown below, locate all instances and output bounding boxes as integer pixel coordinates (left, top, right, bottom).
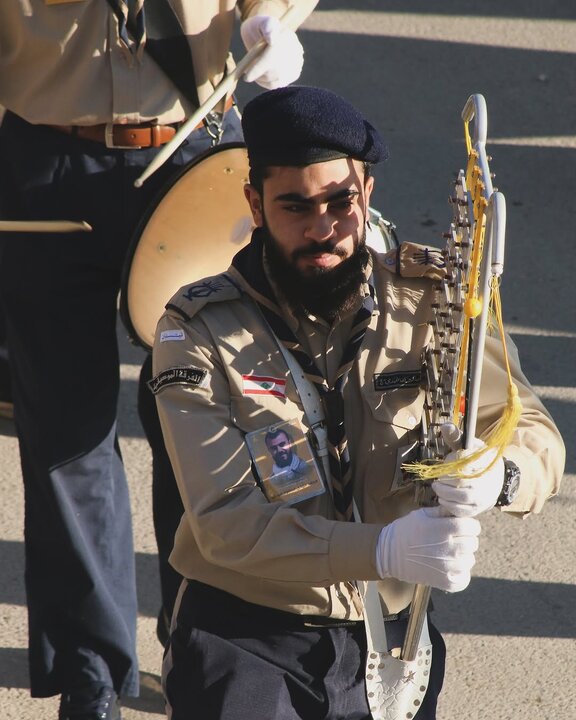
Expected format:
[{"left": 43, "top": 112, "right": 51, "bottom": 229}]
[{"left": 104, "top": 123, "right": 141, "bottom": 150}]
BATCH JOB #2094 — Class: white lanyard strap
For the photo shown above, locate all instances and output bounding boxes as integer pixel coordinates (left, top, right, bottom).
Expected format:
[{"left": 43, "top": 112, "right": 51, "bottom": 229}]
[
  {"left": 275, "top": 340, "right": 330, "bottom": 481},
  {"left": 275, "top": 339, "right": 389, "bottom": 648}
]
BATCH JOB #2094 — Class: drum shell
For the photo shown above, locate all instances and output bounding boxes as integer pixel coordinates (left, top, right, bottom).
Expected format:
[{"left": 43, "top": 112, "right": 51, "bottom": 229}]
[{"left": 120, "top": 143, "right": 252, "bottom": 351}]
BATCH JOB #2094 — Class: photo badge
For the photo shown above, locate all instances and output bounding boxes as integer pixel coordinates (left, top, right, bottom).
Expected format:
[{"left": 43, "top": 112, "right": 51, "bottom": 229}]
[{"left": 245, "top": 419, "right": 325, "bottom": 505}]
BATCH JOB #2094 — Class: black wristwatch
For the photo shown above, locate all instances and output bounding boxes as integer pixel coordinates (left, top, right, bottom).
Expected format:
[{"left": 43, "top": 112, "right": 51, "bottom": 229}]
[{"left": 496, "top": 458, "right": 521, "bottom": 507}]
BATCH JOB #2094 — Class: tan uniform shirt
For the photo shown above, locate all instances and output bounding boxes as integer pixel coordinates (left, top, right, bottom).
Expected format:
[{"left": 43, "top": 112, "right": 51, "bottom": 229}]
[
  {"left": 0, "top": 0, "right": 317, "bottom": 125},
  {"left": 152, "top": 243, "right": 565, "bottom": 619}
]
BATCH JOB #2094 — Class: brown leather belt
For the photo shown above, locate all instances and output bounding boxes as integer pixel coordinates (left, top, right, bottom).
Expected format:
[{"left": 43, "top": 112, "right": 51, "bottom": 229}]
[{"left": 47, "top": 96, "right": 235, "bottom": 149}]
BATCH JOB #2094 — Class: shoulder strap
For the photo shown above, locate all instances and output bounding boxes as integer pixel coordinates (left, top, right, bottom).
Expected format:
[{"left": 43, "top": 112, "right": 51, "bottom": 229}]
[
  {"left": 274, "top": 338, "right": 394, "bottom": 651},
  {"left": 275, "top": 341, "right": 329, "bottom": 477},
  {"left": 165, "top": 273, "right": 241, "bottom": 320}
]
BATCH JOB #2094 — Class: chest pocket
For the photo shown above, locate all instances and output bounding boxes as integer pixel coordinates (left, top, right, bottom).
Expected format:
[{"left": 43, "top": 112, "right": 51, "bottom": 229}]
[
  {"left": 358, "top": 384, "right": 425, "bottom": 506},
  {"left": 363, "top": 385, "right": 424, "bottom": 435}
]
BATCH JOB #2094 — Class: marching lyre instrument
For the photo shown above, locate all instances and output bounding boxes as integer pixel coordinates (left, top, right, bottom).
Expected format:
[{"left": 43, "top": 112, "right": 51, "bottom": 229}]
[{"left": 401, "top": 93, "right": 519, "bottom": 663}]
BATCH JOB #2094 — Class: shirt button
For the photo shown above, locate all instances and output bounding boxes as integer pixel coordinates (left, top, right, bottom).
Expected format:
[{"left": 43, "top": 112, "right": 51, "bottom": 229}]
[{"left": 407, "top": 415, "right": 417, "bottom": 428}]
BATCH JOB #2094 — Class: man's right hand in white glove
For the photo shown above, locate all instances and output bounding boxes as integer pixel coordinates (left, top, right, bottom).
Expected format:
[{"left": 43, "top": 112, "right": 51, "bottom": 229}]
[
  {"left": 240, "top": 15, "right": 304, "bottom": 89},
  {"left": 376, "top": 507, "right": 481, "bottom": 592}
]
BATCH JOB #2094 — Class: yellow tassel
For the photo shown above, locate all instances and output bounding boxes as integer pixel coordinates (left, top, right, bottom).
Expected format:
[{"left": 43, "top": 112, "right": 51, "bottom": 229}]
[{"left": 404, "top": 383, "right": 521, "bottom": 480}]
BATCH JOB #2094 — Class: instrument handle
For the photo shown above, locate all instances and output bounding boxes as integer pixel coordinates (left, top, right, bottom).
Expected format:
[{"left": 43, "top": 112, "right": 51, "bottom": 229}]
[
  {"left": 134, "top": 4, "right": 298, "bottom": 188},
  {"left": 489, "top": 191, "right": 506, "bottom": 276},
  {"left": 461, "top": 93, "right": 488, "bottom": 145},
  {"left": 402, "top": 93, "right": 505, "bottom": 659},
  {"left": 465, "top": 191, "right": 506, "bottom": 443}
]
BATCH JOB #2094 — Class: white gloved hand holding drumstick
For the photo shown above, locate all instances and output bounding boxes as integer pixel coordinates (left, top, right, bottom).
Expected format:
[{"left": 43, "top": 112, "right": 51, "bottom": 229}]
[{"left": 240, "top": 15, "right": 304, "bottom": 89}]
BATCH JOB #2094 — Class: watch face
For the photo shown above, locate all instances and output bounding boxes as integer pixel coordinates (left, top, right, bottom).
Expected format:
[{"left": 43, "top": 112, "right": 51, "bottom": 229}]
[
  {"left": 508, "top": 473, "right": 521, "bottom": 499},
  {"left": 500, "top": 459, "right": 521, "bottom": 505}
]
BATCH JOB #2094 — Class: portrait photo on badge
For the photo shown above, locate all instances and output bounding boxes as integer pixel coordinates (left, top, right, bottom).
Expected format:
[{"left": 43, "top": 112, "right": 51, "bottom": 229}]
[{"left": 245, "top": 419, "right": 325, "bottom": 505}]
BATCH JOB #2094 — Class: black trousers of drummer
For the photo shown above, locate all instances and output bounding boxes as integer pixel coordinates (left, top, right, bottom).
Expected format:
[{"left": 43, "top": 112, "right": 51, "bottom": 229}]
[{"left": 0, "top": 109, "right": 243, "bottom": 698}]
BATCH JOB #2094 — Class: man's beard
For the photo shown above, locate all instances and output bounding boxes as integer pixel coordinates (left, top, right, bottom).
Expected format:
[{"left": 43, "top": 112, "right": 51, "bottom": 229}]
[
  {"left": 262, "top": 224, "right": 370, "bottom": 322},
  {"left": 274, "top": 451, "right": 291, "bottom": 468}
]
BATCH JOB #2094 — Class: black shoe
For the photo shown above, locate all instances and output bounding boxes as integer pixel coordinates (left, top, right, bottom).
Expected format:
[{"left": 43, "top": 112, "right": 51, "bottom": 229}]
[{"left": 58, "top": 686, "right": 121, "bottom": 720}]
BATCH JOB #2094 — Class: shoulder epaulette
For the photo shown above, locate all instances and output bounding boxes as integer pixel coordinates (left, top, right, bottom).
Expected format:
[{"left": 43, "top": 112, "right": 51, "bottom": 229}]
[
  {"left": 164, "top": 272, "right": 242, "bottom": 321},
  {"left": 378, "top": 241, "right": 446, "bottom": 281}
]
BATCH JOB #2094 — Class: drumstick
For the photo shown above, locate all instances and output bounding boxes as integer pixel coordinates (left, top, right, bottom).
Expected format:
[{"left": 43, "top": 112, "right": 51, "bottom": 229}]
[
  {"left": 0, "top": 220, "right": 92, "bottom": 233},
  {"left": 134, "top": 4, "right": 298, "bottom": 188}
]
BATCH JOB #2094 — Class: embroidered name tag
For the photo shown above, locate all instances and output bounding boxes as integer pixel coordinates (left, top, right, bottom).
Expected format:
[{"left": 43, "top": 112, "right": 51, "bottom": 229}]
[
  {"left": 242, "top": 375, "right": 287, "bottom": 398},
  {"left": 148, "top": 366, "right": 208, "bottom": 395},
  {"left": 160, "top": 329, "right": 185, "bottom": 343},
  {"left": 373, "top": 369, "right": 422, "bottom": 391}
]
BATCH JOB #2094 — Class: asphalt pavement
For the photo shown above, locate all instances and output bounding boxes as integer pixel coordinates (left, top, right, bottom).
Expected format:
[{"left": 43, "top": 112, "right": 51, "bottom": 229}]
[{"left": 1, "top": 2, "right": 575, "bottom": 718}]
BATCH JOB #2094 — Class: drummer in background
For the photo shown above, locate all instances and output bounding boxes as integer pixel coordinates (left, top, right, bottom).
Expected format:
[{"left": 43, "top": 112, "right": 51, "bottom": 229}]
[{"left": 0, "top": 2, "right": 317, "bottom": 719}]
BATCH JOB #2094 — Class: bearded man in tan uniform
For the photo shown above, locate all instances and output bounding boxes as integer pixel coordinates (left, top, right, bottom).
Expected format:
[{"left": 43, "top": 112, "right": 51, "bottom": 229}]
[{"left": 151, "top": 86, "right": 565, "bottom": 719}]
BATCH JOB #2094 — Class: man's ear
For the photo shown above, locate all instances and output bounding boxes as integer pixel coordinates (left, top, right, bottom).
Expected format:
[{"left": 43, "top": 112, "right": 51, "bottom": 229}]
[
  {"left": 363, "top": 174, "right": 375, "bottom": 211},
  {"left": 244, "top": 184, "right": 264, "bottom": 227}
]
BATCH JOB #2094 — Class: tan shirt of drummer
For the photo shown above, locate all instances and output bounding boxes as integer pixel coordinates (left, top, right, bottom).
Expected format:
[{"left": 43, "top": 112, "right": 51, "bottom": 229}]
[
  {"left": 152, "top": 246, "right": 565, "bottom": 619},
  {"left": 0, "top": 0, "right": 317, "bottom": 126}
]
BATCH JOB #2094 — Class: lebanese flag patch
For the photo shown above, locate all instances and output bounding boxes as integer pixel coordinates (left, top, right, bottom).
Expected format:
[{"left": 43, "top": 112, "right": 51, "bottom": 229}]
[{"left": 242, "top": 374, "right": 287, "bottom": 398}]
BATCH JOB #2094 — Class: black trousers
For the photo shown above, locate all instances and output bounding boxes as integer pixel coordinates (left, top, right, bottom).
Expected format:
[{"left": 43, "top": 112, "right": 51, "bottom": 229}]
[
  {"left": 163, "top": 581, "right": 446, "bottom": 720},
  {"left": 0, "top": 109, "right": 242, "bottom": 697}
]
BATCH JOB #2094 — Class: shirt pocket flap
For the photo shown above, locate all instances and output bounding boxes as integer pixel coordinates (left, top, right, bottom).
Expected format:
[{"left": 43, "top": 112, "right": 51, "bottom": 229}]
[{"left": 363, "top": 386, "right": 424, "bottom": 431}]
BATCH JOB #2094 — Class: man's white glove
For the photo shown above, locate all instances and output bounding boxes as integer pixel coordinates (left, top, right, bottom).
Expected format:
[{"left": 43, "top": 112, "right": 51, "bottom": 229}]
[
  {"left": 376, "top": 507, "right": 481, "bottom": 593},
  {"left": 240, "top": 15, "right": 304, "bottom": 89},
  {"left": 432, "top": 423, "right": 505, "bottom": 518}
]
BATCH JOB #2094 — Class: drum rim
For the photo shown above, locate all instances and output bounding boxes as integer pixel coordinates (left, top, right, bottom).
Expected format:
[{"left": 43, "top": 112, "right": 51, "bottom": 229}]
[{"left": 119, "top": 141, "right": 248, "bottom": 351}]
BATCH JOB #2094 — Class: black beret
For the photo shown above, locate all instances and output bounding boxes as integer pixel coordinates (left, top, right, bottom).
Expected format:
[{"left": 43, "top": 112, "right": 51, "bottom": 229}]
[{"left": 241, "top": 86, "right": 389, "bottom": 168}]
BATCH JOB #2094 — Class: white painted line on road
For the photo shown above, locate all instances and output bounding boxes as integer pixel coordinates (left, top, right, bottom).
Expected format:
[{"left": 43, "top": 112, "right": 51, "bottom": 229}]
[
  {"left": 490, "top": 136, "right": 576, "bottom": 148},
  {"left": 120, "top": 363, "right": 142, "bottom": 381},
  {"left": 532, "top": 386, "right": 576, "bottom": 401},
  {"left": 304, "top": 12, "right": 576, "bottom": 54},
  {"left": 506, "top": 324, "right": 576, "bottom": 338}
]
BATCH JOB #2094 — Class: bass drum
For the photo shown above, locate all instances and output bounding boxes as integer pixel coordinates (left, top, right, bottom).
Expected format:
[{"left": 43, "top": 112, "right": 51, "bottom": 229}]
[{"left": 120, "top": 142, "right": 399, "bottom": 351}]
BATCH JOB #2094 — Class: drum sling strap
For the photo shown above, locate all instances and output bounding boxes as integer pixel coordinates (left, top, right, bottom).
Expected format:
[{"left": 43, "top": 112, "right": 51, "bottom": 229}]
[
  {"left": 275, "top": 333, "right": 432, "bottom": 720},
  {"left": 104, "top": 0, "right": 200, "bottom": 108}
]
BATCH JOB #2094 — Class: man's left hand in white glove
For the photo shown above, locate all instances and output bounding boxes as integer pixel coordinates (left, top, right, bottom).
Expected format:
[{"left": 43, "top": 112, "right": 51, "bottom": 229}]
[
  {"left": 432, "top": 423, "right": 505, "bottom": 518},
  {"left": 240, "top": 15, "right": 304, "bottom": 90}
]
